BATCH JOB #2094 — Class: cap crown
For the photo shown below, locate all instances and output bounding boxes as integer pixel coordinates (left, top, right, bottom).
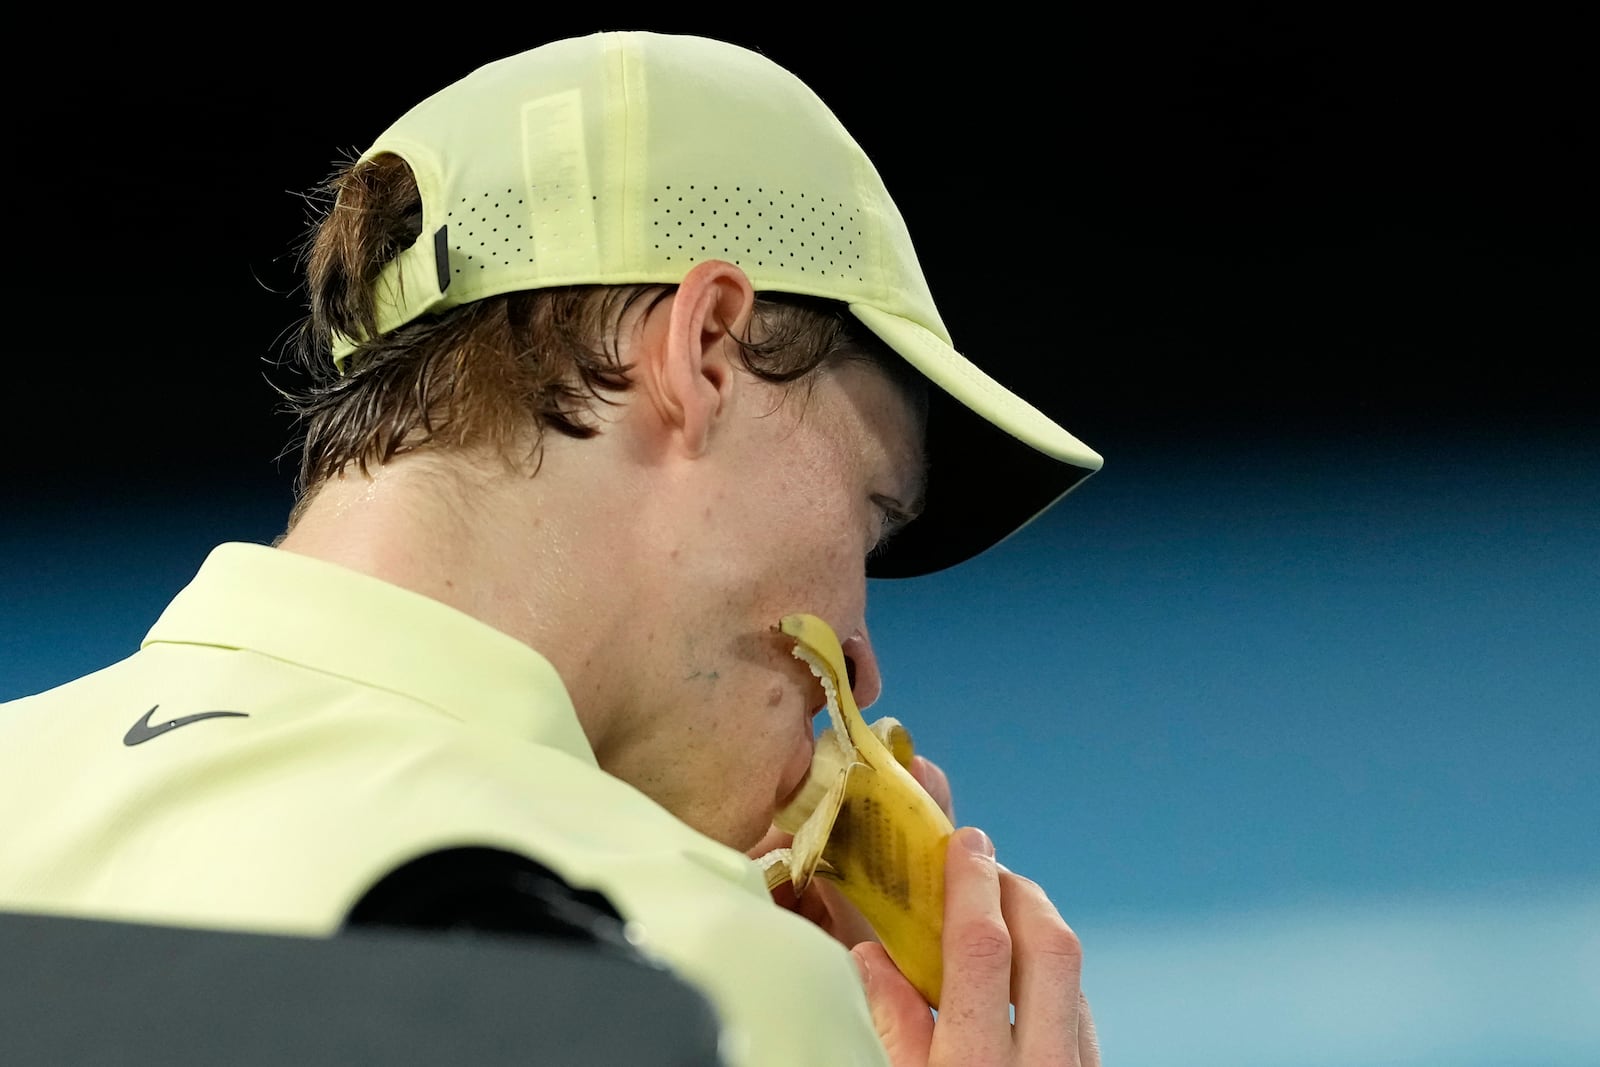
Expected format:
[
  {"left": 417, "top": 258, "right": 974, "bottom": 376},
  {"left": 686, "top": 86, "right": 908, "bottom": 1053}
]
[
  {"left": 333, "top": 30, "right": 1102, "bottom": 577},
  {"left": 338, "top": 31, "right": 946, "bottom": 358}
]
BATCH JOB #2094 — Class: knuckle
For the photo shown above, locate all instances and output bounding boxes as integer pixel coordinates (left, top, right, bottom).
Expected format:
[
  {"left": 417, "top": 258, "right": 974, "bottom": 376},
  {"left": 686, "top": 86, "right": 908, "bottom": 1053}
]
[
  {"left": 1001, "top": 872, "right": 1082, "bottom": 962},
  {"left": 1033, "top": 922, "right": 1082, "bottom": 965},
  {"left": 952, "top": 917, "right": 1012, "bottom": 962},
  {"left": 1006, "top": 871, "right": 1045, "bottom": 895}
]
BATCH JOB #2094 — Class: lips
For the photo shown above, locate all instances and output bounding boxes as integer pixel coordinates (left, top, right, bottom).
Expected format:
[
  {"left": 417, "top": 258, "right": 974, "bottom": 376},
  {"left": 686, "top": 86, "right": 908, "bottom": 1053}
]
[{"left": 770, "top": 623, "right": 840, "bottom": 811}]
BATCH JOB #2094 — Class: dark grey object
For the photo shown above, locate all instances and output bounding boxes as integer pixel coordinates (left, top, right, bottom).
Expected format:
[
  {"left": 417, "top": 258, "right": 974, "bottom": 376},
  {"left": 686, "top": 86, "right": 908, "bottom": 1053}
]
[{"left": 0, "top": 910, "right": 726, "bottom": 1066}]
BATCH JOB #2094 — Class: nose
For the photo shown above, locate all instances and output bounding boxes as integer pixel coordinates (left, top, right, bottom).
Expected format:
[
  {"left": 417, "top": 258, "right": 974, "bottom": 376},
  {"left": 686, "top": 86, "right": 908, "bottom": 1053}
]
[{"left": 840, "top": 627, "right": 883, "bottom": 710}]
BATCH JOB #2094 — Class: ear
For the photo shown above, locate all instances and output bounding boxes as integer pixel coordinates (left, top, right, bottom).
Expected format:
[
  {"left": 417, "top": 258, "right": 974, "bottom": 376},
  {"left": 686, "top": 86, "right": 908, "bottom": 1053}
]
[{"left": 634, "top": 259, "right": 755, "bottom": 457}]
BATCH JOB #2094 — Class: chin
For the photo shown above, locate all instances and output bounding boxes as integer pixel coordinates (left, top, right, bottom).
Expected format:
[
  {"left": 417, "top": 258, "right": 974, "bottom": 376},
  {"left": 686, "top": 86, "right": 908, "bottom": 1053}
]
[
  {"left": 681, "top": 803, "right": 771, "bottom": 855},
  {"left": 733, "top": 815, "right": 778, "bottom": 855}
]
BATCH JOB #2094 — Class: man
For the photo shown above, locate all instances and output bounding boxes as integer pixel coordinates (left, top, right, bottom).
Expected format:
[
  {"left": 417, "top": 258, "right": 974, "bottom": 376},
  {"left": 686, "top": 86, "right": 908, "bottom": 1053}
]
[{"left": 0, "top": 31, "right": 1102, "bottom": 1065}]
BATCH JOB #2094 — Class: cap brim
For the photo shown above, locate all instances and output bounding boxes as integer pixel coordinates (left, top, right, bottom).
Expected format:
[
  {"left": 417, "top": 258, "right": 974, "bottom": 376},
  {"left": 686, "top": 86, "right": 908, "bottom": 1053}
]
[{"left": 850, "top": 305, "right": 1104, "bottom": 579}]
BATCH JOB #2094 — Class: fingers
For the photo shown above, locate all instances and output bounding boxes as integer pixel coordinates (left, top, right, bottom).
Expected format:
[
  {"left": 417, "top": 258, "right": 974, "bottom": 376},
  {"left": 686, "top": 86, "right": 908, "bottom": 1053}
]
[
  {"left": 757, "top": 824, "right": 882, "bottom": 948},
  {"left": 746, "top": 823, "right": 793, "bottom": 861},
  {"left": 1002, "top": 871, "right": 1084, "bottom": 1065},
  {"left": 801, "top": 877, "right": 881, "bottom": 948},
  {"left": 910, "top": 754, "right": 954, "bottom": 823},
  {"left": 927, "top": 829, "right": 1088, "bottom": 1066},
  {"left": 853, "top": 941, "right": 934, "bottom": 1065},
  {"left": 1078, "top": 991, "right": 1102, "bottom": 1067},
  {"left": 928, "top": 827, "right": 1013, "bottom": 1064}
]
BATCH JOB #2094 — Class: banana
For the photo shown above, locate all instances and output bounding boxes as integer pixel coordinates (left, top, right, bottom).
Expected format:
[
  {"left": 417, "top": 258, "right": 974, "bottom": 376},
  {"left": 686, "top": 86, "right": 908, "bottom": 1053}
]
[{"left": 757, "top": 612, "right": 955, "bottom": 1009}]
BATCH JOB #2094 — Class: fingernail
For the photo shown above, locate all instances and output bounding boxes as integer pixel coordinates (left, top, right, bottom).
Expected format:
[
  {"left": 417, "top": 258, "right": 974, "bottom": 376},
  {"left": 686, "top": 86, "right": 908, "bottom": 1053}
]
[
  {"left": 958, "top": 826, "right": 994, "bottom": 858},
  {"left": 852, "top": 948, "right": 873, "bottom": 989}
]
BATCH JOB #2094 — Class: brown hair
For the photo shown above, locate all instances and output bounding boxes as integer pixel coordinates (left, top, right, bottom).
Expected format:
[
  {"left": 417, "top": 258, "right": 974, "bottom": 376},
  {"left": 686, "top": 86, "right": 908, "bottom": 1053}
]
[{"left": 276, "top": 152, "right": 921, "bottom": 527}]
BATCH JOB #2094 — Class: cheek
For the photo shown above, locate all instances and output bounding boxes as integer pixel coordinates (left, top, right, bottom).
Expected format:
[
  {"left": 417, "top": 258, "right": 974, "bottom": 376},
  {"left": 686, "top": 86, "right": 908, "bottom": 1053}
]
[
  {"left": 716, "top": 489, "right": 862, "bottom": 592},
  {"left": 743, "top": 538, "right": 862, "bottom": 630}
]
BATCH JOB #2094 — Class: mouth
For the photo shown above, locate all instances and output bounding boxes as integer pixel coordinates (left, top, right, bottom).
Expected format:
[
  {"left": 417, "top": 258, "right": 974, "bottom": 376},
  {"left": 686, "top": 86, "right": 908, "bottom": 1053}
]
[{"left": 769, "top": 620, "right": 836, "bottom": 811}]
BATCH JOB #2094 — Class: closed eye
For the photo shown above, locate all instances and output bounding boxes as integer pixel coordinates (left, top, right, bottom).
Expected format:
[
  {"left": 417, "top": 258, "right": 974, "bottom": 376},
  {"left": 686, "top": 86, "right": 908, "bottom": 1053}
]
[{"left": 868, "top": 492, "right": 920, "bottom": 559}]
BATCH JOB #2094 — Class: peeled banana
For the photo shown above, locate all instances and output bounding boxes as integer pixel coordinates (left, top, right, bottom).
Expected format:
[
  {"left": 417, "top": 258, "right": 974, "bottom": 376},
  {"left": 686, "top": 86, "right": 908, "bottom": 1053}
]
[{"left": 757, "top": 612, "right": 955, "bottom": 1009}]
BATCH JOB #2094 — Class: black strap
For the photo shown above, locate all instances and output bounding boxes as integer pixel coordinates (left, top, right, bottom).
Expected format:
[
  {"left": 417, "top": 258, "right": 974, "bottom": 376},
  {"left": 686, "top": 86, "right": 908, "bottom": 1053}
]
[{"left": 342, "top": 847, "right": 635, "bottom": 957}]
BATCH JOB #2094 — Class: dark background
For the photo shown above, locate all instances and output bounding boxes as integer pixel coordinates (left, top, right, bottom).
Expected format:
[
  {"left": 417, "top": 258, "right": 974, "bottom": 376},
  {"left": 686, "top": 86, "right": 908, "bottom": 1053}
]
[
  {"left": 6, "top": 9, "right": 1591, "bottom": 492},
  {"left": 5, "top": 12, "right": 1596, "bottom": 1066}
]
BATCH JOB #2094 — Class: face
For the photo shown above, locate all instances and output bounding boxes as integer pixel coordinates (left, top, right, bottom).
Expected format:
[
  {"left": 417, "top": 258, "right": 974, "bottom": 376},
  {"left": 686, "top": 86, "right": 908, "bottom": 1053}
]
[{"left": 600, "top": 357, "right": 926, "bottom": 850}]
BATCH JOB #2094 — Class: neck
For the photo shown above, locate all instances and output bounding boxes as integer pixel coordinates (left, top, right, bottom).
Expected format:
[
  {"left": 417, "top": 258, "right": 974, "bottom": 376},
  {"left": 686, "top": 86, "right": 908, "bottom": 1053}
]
[{"left": 275, "top": 440, "right": 658, "bottom": 753}]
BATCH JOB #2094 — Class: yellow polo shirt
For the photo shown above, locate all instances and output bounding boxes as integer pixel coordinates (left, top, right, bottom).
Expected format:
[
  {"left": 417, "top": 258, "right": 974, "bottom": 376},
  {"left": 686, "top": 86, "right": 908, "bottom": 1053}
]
[{"left": 0, "top": 542, "right": 887, "bottom": 1066}]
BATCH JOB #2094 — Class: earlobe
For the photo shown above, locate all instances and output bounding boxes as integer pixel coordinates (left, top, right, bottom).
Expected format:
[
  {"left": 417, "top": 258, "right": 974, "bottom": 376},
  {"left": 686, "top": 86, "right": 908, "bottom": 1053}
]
[{"left": 643, "top": 259, "right": 755, "bottom": 456}]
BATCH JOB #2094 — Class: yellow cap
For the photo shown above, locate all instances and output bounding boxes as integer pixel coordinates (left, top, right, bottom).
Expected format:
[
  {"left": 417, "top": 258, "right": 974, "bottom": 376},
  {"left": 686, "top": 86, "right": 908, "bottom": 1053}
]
[{"left": 332, "top": 31, "right": 1102, "bottom": 577}]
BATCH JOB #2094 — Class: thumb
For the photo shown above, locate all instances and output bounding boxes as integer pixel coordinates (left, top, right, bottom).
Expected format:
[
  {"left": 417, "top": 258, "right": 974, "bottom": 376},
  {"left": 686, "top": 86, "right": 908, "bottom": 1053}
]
[{"left": 852, "top": 942, "right": 934, "bottom": 1065}]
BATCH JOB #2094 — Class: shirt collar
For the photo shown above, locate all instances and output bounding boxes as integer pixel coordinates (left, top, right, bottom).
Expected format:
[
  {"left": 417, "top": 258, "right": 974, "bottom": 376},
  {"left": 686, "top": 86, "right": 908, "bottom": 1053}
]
[{"left": 143, "top": 542, "right": 598, "bottom": 766}]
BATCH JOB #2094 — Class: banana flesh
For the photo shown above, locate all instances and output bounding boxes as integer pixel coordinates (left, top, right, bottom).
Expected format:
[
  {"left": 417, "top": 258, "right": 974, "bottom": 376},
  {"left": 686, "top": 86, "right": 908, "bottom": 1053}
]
[{"left": 757, "top": 613, "right": 955, "bottom": 1009}]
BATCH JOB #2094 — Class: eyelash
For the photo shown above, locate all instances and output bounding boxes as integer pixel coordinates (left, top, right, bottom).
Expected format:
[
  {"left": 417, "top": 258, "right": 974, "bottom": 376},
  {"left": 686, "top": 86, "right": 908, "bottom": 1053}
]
[{"left": 867, "top": 495, "right": 911, "bottom": 558}]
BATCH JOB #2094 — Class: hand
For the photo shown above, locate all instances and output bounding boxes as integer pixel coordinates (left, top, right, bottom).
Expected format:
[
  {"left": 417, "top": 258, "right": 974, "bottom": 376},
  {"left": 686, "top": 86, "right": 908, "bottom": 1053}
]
[
  {"left": 852, "top": 828, "right": 1101, "bottom": 1066},
  {"left": 751, "top": 754, "right": 954, "bottom": 949}
]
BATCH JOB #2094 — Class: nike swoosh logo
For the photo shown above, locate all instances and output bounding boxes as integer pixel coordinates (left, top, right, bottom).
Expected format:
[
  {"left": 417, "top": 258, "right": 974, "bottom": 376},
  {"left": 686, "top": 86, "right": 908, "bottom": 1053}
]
[{"left": 123, "top": 705, "right": 249, "bottom": 747}]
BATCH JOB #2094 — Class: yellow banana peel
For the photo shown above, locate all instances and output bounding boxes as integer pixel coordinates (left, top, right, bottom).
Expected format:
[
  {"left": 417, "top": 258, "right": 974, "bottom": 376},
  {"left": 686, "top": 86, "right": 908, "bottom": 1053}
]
[{"left": 757, "top": 612, "right": 955, "bottom": 1009}]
